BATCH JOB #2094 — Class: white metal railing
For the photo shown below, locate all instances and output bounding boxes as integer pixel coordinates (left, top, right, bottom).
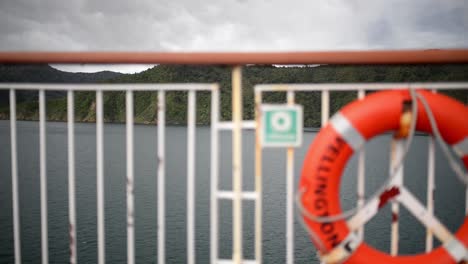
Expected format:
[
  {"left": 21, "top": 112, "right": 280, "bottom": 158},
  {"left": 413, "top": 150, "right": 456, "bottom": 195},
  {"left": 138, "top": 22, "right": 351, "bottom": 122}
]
[
  {"left": 1, "top": 81, "right": 468, "bottom": 264},
  {"left": 254, "top": 82, "right": 468, "bottom": 264},
  {"left": 1, "top": 83, "right": 218, "bottom": 264},
  {"left": 211, "top": 67, "right": 263, "bottom": 264}
]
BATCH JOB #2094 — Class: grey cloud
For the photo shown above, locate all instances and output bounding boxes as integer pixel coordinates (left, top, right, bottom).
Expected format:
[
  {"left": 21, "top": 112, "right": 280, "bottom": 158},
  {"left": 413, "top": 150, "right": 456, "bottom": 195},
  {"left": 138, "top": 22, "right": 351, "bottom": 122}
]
[
  {"left": 0, "top": 0, "right": 467, "bottom": 72},
  {"left": 414, "top": 7, "right": 466, "bottom": 35}
]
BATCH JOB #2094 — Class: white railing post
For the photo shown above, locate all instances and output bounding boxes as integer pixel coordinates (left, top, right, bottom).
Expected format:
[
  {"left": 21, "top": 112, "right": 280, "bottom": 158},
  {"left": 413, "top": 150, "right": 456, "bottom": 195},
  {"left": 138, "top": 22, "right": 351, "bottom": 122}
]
[
  {"left": 390, "top": 140, "right": 405, "bottom": 256},
  {"left": 357, "top": 89, "right": 366, "bottom": 241},
  {"left": 39, "top": 89, "right": 49, "bottom": 264},
  {"left": 426, "top": 136, "right": 435, "bottom": 252},
  {"left": 320, "top": 89, "right": 330, "bottom": 264},
  {"left": 232, "top": 66, "right": 243, "bottom": 264},
  {"left": 210, "top": 86, "right": 220, "bottom": 264},
  {"left": 10, "top": 89, "right": 21, "bottom": 264},
  {"left": 187, "top": 90, "right": 196, "bottom": 264},
  {"left": 96, "top": 90, "right": 105, "bottom": 264},
  {"left": 286, "top": 91, "right": 295, "bottom": 264},
  {"left": 157, "top": 91, "right": 166, "bottom": 264},
  {"left": 254, "top": 90, "right": 263, "bottom": 264},
  {"left": 68, "top": 91, "right": 77, "bottom": 264},
  {"left": 466, "top": 188, "right": 468, "bottom": 215},
  {"left": 426, "top": 89, "right": 437, "bottom": 252},
  {"left": 126, "top": 91, "right": 135, "bottom": 264}
]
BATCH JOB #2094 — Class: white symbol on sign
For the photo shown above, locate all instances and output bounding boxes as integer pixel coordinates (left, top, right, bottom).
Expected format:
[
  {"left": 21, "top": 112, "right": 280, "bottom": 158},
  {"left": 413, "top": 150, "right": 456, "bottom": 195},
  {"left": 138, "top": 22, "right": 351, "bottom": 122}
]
[{"left": 271, "top": 111, "right": 292, "bottom": 132}]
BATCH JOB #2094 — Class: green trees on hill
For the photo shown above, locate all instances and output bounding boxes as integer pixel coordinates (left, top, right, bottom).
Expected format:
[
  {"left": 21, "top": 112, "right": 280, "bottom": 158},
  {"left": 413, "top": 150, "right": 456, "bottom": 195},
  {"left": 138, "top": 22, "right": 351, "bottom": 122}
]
[{"left": 1, "top": 64, "right": 467, "bottom": 127}]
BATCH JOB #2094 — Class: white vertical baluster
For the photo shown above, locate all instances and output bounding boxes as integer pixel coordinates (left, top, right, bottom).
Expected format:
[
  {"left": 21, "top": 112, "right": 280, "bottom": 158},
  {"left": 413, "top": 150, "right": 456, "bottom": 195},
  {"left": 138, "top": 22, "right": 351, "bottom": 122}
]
[
  {"left": 126, "top": 91, "right": 135, "bottom": 264},
  {"left": 39, "top": 90, "right": 49, "bottom": 264},
  {"left": 10, "top": 89, "right": 21, "bottom": 264},
  {"left": 187, "top": 91, "right": 196, "bottom": 264},
  {"left": 321, "top": 90, "right": 330, "bottom": 126},
  {"left": 210, "top": 86, "right": 220, "bottom": 264},
  {"left": 286, "top": 91, "right": 295, "bottom": 264},
  {"left": 68, "top": 91, "right": 77, "bottom": 264},
  {"left": 96, "top": 90, "right": 105, "bottom": 264},
  {"left": 466, "top": 186, "right": 468, "bottom": 215},
  {"left": 357, "top": 89, "right": 366, "bottom": 241},
  {"left": 254, "top": 90, "right": 263, "bottom": 264},
  {"left": 319, "top": 89, "right": 330, "bottom": 264},
  {"left": 425, "top": 136, "right": 435, "bottom": 252},
  {"left": 390, "top": 140, "right": 405, "bottom": 256},
  {"left": 157, "top": 91, "right": 166, "bottom": 264},
  {"left": 232, "top": 66, "right": 243, "bottom": 264},
  {"left": 426, "top": 89, "right": 437, "bottom": 252}
]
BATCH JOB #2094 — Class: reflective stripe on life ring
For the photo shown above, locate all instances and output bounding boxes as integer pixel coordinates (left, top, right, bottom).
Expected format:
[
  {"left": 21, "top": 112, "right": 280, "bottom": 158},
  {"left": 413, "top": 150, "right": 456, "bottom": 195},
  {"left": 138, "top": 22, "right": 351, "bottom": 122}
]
[{"left": 299, "top": 90, "right": 468, "bottom": 264}]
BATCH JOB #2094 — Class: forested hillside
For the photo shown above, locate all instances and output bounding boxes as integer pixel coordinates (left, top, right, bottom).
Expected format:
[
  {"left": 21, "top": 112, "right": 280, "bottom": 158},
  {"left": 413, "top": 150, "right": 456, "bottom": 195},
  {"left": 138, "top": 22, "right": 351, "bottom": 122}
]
[
  {"left": 0, "top": 64, "right": 122, "bottom": 106},
  {"left": 0, "top": 64, "right": 467, "bottom": 127}
]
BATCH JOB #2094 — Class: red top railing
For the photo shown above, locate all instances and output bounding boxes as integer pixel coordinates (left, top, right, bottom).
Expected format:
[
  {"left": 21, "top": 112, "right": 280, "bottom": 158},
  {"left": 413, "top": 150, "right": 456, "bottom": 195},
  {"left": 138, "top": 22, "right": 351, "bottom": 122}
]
[{"left": 0, "top": 49, "right": 467, "bottom": 65}]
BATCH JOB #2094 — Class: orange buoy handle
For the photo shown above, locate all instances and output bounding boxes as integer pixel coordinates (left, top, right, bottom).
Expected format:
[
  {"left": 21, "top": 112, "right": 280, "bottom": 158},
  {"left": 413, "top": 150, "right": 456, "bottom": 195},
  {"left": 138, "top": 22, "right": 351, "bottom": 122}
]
[{"left": 394, "top": 100, "right": 413, "bottom": 139}]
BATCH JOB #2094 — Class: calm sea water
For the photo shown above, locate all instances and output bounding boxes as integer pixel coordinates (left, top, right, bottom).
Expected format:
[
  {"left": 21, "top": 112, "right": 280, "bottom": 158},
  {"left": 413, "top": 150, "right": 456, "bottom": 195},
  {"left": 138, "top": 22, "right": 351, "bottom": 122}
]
[{"left": 0, "top": 120, "right": 465, "bottom": 263}]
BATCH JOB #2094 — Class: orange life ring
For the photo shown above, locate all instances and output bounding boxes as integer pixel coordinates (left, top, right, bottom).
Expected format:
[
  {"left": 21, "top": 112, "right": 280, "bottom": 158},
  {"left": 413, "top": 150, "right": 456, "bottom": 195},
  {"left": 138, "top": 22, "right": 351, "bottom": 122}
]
[{"left": 299, "top": 90, "right": 468, "bottom": 264}]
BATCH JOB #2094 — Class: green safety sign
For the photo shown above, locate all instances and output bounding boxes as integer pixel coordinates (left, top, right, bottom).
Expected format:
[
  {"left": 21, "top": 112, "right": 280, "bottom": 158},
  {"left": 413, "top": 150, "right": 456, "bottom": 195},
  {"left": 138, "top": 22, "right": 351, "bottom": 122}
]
[{"left": 261, "top": 104, "right": 303, "bottom": 147}]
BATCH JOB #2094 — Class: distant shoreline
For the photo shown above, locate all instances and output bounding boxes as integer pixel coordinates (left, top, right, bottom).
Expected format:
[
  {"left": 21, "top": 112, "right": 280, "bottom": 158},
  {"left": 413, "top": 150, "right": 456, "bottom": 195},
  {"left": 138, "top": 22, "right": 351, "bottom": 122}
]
[{"left": 0, "top": 119, "right": 431, "bottom": 136}]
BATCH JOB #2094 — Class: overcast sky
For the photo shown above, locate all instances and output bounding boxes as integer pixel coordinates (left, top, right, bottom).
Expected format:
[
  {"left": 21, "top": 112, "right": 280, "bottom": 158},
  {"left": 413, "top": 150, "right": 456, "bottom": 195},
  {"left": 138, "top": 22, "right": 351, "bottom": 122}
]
[{"left": 1, "top": 0, "right": 467, "bottom": 73}]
